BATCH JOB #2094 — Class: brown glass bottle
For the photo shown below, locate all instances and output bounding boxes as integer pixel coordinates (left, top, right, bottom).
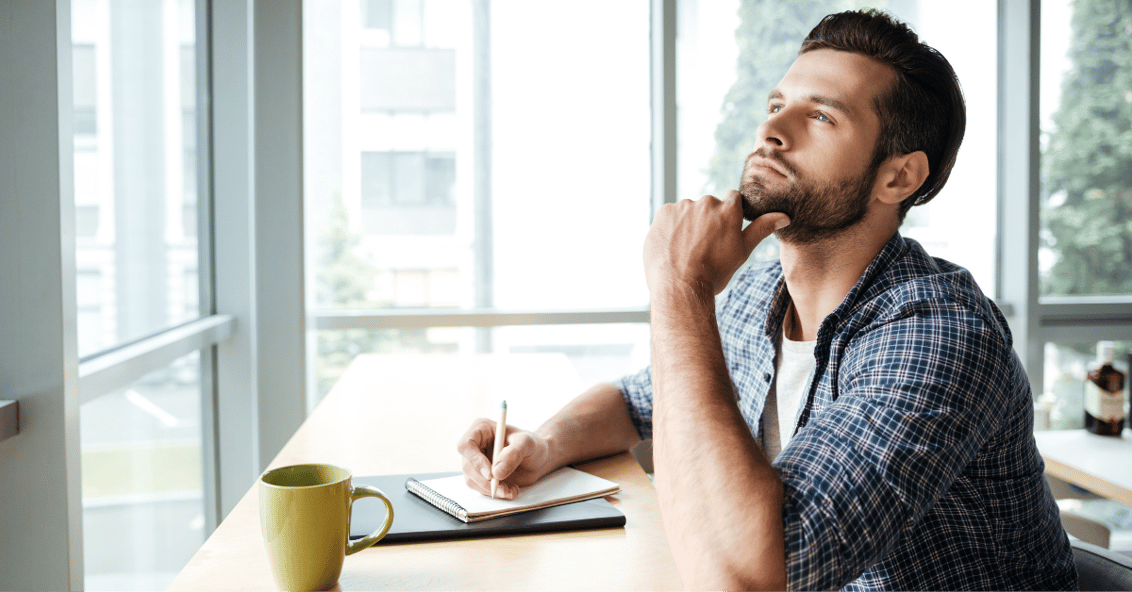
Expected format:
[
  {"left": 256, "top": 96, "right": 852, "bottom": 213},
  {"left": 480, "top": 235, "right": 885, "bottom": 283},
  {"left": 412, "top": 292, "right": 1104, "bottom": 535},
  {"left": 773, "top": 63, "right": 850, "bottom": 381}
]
[{"left": 1084, "top": 341, "right": 1125, "bottom": 436}]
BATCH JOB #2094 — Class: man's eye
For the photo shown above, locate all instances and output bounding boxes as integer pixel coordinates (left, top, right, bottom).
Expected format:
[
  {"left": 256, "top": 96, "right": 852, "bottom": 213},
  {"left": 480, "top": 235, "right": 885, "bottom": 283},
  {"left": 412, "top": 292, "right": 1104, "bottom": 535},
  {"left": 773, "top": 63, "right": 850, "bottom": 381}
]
[
  {"left": 815, "top": 112, "right": 832, "bottom": 123},
  {"left": 768, "top": 105, "right": 783, "bottom": 114}
]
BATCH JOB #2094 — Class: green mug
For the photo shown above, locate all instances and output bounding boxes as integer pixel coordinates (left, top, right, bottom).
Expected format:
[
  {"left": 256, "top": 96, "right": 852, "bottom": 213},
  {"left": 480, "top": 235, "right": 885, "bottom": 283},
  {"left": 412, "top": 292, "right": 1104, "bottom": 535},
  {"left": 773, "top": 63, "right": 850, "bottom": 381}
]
[{"left": 260, "top": 463, "right": 394, "bottom": 591}]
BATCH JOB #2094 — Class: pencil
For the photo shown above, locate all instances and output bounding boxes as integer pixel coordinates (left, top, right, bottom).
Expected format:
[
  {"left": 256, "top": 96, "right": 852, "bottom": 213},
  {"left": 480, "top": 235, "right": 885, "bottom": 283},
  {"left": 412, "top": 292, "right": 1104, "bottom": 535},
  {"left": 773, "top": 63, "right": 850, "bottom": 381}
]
[{"left": 490, "top": 400, "right": 507, "bottom": 499}]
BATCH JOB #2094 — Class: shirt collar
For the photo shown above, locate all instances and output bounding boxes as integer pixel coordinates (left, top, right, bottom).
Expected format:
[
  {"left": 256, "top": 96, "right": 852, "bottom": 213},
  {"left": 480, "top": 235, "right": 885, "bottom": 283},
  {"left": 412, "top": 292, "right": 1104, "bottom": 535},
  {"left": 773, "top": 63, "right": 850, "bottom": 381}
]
[{"left": 763, "top": 232, "right": 909, "bottom": 342}]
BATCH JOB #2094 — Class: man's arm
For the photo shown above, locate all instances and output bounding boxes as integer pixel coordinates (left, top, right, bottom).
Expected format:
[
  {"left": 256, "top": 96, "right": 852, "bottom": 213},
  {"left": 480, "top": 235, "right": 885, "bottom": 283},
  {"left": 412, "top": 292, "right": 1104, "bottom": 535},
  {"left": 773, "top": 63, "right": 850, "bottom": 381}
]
[
  {"left": 651, "top": 288, "right": 786, "bottom": 590},
  {"left": 457, "top": 382, "right": 641, "bottom": 499},
  {"left": 644, "top": 193, "right": 790, "bottom": 591}
]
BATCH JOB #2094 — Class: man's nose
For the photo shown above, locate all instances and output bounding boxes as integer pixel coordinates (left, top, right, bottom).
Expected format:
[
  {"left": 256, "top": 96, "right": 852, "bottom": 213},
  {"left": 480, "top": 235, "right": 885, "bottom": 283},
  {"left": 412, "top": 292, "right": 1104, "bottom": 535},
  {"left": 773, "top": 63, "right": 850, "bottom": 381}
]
[{"left": 756, "top": 115, "right": 790, "bottom": 151}]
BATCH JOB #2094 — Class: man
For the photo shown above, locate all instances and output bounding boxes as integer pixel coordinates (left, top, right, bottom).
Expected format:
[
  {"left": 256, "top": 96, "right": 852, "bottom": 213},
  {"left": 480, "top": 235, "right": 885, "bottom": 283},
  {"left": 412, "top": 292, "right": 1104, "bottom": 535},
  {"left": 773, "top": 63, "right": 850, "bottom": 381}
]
[{"left": 457, "top": 10, "right": 1078, "bottom": 590}]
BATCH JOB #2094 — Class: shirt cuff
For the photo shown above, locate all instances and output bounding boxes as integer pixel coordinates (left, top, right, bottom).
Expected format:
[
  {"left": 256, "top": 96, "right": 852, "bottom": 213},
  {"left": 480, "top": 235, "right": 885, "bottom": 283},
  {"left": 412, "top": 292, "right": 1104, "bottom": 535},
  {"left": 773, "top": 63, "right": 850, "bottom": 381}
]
[{"left": 614, "top": 365, "right": 654, "bottom": 441}]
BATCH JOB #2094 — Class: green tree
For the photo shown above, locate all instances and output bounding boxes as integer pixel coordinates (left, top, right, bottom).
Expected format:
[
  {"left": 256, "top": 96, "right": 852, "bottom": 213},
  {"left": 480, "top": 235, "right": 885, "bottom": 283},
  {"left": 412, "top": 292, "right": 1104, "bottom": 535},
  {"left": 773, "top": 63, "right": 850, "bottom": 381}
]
[
  {"left": 314, "top": 194, "right": 395, "bottom": 397},
  {"left": 1042, "top": 0, "right": 1132, "bottom": 296}
]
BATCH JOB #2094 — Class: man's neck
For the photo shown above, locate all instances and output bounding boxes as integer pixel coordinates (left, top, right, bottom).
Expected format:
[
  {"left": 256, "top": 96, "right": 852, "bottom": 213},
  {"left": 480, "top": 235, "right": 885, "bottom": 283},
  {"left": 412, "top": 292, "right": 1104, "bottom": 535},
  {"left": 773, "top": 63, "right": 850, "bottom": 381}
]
[{"left": 780, "top": 226, "right": 896, "bottom": 342}]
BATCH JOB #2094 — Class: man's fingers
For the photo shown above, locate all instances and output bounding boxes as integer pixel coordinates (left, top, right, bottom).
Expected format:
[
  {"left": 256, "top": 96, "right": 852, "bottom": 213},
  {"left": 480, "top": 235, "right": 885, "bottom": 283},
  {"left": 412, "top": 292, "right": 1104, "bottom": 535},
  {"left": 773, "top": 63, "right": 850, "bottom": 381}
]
[
  {"left": 717, "top": 190, "right": 788, "bottom": 258},
  {"left": 489, "top": 432, "right": 538, "bottom": 500},
  {"left": 743, "top": 211, "right": 791, "bottom": 253},
  {"left": 458, "top": 420, "right": 552, "bottom": 500},
  {"left": 456, "top": 419, "right": 529, "bottom": 500},
  {"left": 491, "top": 431, "right": 533, "bottom": 482},
  {"left": 457, "top": 418, "right": 497, "bottom": 491}
]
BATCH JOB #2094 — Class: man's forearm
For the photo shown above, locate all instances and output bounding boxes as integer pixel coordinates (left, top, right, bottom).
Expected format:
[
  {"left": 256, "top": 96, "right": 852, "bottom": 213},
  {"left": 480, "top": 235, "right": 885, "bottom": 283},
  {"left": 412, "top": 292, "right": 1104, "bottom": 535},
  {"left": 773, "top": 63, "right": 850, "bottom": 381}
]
[
  {"left": 537, "top": 382, "right": 643, "bottom": 470},
  {"left": 651, "top": 286, "right": 787, "bottom": 591}
]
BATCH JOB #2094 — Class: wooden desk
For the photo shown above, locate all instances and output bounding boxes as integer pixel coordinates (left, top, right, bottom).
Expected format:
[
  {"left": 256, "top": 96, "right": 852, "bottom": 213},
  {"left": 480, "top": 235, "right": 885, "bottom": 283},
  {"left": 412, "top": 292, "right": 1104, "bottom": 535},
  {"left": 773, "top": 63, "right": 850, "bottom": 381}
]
[
  {"left": 1035, "top": 428, "right": 1132, "bottom": 507},
  {"left": 168, "top": 354, "right": 681, "bottom": 590}
]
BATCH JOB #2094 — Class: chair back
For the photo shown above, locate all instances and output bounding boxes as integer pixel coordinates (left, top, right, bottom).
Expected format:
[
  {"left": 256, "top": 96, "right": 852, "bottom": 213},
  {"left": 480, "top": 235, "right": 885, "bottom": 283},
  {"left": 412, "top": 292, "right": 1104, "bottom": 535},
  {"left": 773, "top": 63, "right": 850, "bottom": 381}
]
[{"left": 1062, "top": 512, "right": 1112, "bottom": 548}]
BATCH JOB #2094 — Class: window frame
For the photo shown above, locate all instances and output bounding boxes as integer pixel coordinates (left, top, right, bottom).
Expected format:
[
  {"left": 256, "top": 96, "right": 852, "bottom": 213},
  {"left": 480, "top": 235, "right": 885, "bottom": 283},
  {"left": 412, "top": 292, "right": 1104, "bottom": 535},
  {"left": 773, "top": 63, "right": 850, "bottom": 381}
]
[
  {"left": 70, "top": 0, "right": 230, "bottom": 540},
  {"left": 997, "top": 0, "right": 1132, "bottom": 395}
]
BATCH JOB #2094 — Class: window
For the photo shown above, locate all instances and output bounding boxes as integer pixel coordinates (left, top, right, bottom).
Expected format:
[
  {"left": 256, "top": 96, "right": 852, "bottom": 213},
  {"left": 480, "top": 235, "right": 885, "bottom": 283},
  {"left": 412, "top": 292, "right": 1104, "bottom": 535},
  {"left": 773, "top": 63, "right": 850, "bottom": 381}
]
[
  {"left": 1039, "top": 0, "right": 1132, "bottom": 297},
  {"left": 73, "top": 43, "right": 97, "bottom": 137},
  {"left": 73, "top": 41, "right": 100, "bottom": 240},
  {"left": 361, "top": 151, "right": 455, "bottom": 207},
  {"left": 305, "top": 0, "right": 652, "bottom": 402},
  {"left": 362, "top": 0, "right": 393, "bottom": 32},
  {"left": 72, "top": 0, "right": 202, "bottom": 354},
  {"left": 81, "top": 353, "right": 204, "bottom": 591},
  {"left": 70, "top": 1, "right": 222, "bottom": 589},
  {"left": 7, "top": 0, "right": 1129, "bottom": 586},
  {"left": 1031, "top": 0, "right": 1132, "bottom": 553},
  {"left": 1033, "top": 0, "right": 1132, "bottom": 410}
]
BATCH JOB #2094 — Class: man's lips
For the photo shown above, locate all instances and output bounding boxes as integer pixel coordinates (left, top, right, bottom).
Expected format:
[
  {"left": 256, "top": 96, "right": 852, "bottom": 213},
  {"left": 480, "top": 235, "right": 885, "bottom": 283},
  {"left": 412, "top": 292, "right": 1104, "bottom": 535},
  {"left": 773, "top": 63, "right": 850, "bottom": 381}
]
[{"left": 745, "top": 156, "right": 789, "bottom": 180}]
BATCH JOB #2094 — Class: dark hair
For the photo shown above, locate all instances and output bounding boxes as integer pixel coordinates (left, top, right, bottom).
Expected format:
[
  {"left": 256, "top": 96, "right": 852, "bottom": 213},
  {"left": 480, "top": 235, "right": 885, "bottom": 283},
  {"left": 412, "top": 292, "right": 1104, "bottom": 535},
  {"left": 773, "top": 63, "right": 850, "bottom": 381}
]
[{"left": 800, "top": 10, "right": 965, "bottom": 218}]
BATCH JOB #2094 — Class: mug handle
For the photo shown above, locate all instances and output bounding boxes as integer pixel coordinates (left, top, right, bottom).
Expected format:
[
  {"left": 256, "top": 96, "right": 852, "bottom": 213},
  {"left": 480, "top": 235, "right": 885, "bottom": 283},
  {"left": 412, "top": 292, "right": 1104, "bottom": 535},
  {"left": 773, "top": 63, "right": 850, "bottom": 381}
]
[{"left": 345, "top": 485, "right": 395, "bottom": 555}]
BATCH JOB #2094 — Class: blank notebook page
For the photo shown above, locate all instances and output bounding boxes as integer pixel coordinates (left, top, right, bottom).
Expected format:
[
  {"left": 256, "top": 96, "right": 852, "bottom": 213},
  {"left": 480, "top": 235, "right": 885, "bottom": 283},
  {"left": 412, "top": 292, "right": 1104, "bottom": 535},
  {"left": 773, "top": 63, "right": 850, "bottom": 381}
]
[{"left": 413, "top": 466, "right": 619, "bottom": 518}]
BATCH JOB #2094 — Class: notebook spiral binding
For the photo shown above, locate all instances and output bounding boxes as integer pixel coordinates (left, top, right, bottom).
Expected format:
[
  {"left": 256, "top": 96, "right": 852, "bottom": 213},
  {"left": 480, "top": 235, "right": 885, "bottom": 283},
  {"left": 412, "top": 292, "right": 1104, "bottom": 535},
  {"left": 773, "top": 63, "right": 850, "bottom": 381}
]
[{"left": 406, "top": 477, "right": 469, "bottom": 522}]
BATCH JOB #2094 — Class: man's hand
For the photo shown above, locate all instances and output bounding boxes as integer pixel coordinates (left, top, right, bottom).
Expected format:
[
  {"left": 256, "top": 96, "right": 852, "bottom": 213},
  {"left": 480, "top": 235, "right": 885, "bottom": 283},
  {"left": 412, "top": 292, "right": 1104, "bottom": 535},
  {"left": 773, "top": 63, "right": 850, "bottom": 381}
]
[
  {"left": 456, "top": 419, "right": 555, "bottom": 500},
  {"left": 644, "top": 190, "right": 790, "bottom": 297}
]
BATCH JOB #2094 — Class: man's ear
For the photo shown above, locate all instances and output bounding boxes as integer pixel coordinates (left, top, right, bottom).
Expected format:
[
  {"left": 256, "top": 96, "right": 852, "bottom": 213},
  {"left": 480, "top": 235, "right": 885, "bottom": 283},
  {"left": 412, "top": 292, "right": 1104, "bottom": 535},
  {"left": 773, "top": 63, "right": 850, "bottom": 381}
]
[{"left": 875, "top": 151, "right": 929, "bottom": 206}]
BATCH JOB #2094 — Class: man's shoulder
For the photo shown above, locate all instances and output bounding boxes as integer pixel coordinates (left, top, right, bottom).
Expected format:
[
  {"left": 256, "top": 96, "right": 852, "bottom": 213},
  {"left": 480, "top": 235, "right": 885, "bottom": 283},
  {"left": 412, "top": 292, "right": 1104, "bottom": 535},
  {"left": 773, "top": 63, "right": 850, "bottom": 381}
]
[
  {"left": 851, "top": 239, "right": 1012, "bottom": 344},
  {"left": 871, "top": 239, "right": 996, "bottom": 315}
]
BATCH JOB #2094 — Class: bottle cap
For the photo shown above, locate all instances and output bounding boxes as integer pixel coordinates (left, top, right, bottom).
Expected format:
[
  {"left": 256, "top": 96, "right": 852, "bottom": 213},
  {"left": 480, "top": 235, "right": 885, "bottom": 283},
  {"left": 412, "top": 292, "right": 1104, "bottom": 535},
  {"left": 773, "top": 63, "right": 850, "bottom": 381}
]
[{"left": 1097, "top": 341, "right": 1115, "bottom": 363}]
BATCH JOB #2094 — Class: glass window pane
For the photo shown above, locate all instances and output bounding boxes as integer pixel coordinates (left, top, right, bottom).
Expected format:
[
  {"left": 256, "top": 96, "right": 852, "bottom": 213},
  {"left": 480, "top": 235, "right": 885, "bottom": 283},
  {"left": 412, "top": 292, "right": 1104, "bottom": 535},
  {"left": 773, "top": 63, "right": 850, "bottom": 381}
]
[
  {"left": 361, "top": 151, "right": 393, "bottom": 206},
  {"left": 393, "top": 152, "right": 425, "bottom": 204},
  {"left": 315, "top": 324, "right": 649, "bottom": 399},
  {"left": 362, "top": 0, "right": 393, "bottom": 31},
  {"left": 424, "top": 153, "right": 455, "bottom": 205},
  {"left": 73, "top": 0, "right": 201, "bottom": 357},
  {"left": 306, "top": 0, "right": 651, "bottom": 313},
  {"left": 1039, "top": 0, "right": 1132, "bottom": 297},
  {"left": 678, "top": 0, "right": 998, "bottom": 293},
  {"left": 74, "top": 43, "right": 98, "bottom": 136},
  {"left": 81, "top": 351, "right": 205, "bottom": 591}
]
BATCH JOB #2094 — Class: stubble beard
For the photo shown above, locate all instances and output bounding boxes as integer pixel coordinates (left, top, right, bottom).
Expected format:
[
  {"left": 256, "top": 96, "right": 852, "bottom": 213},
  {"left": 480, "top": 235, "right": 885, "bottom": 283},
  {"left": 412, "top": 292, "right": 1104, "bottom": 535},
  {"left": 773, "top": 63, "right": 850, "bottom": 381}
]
[{"left": 739, "top": 150, "right": 879, "bottom": 246}]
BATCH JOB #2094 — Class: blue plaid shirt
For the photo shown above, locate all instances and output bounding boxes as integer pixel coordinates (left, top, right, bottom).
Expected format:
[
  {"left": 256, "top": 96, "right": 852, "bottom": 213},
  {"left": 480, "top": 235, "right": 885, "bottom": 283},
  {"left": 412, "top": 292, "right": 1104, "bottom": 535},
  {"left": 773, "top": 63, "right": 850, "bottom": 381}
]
[{"left": 617, "top": 233, "right": 1077, "bottom": 591}]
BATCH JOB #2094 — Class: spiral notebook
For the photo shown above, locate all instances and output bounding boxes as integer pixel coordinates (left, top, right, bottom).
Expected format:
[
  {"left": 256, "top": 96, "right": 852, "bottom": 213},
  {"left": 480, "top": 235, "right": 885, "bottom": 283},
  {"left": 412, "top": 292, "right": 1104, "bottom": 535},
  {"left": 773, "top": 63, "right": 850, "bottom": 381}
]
[
  {"left": 350, "top": 470, "right": 624, "bottom": 544},
  {"left": 406, "top": 466, "right": 621, "bottom": 523}
]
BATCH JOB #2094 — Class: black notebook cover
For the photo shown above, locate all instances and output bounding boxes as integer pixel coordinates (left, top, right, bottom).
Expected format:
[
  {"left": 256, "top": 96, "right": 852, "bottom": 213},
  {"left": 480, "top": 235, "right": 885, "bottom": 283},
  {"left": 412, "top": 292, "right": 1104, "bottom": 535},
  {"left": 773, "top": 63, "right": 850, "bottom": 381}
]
[{"left": 349, "top": 472, "right": 625, "bottom": 544}]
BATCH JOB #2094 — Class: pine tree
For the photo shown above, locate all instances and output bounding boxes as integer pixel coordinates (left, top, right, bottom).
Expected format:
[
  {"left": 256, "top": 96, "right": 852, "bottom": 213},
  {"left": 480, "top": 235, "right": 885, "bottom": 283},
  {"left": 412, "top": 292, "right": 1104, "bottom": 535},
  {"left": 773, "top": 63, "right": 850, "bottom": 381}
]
[
  {"left": 1042, "top": 0, "right": 1132, "bottom": 295},
  {"left": 314, "top": 194, "right": 394, "bottom": 397}
]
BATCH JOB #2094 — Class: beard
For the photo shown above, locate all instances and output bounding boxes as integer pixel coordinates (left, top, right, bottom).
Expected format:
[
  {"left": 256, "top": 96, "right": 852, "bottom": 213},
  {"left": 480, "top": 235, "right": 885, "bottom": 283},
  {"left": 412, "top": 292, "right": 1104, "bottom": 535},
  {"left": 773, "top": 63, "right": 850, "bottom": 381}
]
[{"left": 739, "top": 148, "right": 878, "bottom": 246}]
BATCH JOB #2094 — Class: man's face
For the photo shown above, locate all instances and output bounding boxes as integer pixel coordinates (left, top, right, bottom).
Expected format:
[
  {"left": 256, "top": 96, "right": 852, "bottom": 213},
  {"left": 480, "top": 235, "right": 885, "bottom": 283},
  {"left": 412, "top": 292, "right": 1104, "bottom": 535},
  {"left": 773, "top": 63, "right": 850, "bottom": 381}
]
[{"left": 739, "top": 49, "right": 893, "bottom": 245}]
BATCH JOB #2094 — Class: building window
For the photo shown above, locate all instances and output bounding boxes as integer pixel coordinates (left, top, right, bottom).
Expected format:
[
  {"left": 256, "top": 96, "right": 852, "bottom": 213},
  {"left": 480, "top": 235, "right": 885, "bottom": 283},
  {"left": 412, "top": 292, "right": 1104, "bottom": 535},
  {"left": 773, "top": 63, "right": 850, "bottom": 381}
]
[
  {"left": 361, "top": 0, "right": 393, "bottom": 32},
  {"left": 73, "top": 43, "right": 97, "bottom": 137},
  {"left": 361, "top": 151, "right": 455, "bottom": 207}
]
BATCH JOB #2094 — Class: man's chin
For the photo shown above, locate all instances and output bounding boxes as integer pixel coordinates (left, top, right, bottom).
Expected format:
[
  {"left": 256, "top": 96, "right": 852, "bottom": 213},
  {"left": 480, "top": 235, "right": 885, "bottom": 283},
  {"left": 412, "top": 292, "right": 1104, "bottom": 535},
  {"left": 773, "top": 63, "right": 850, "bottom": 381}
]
[{"left": 740, "top": 193, "right": 792, "bottom": 223}]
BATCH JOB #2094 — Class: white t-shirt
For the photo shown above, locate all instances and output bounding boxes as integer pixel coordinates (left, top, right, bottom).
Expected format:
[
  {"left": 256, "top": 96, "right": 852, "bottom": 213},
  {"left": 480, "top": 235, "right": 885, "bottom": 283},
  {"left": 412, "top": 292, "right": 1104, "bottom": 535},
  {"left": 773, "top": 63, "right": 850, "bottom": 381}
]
[{"left": 761, "top": 330, "right": 816, "bottom": 461}]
